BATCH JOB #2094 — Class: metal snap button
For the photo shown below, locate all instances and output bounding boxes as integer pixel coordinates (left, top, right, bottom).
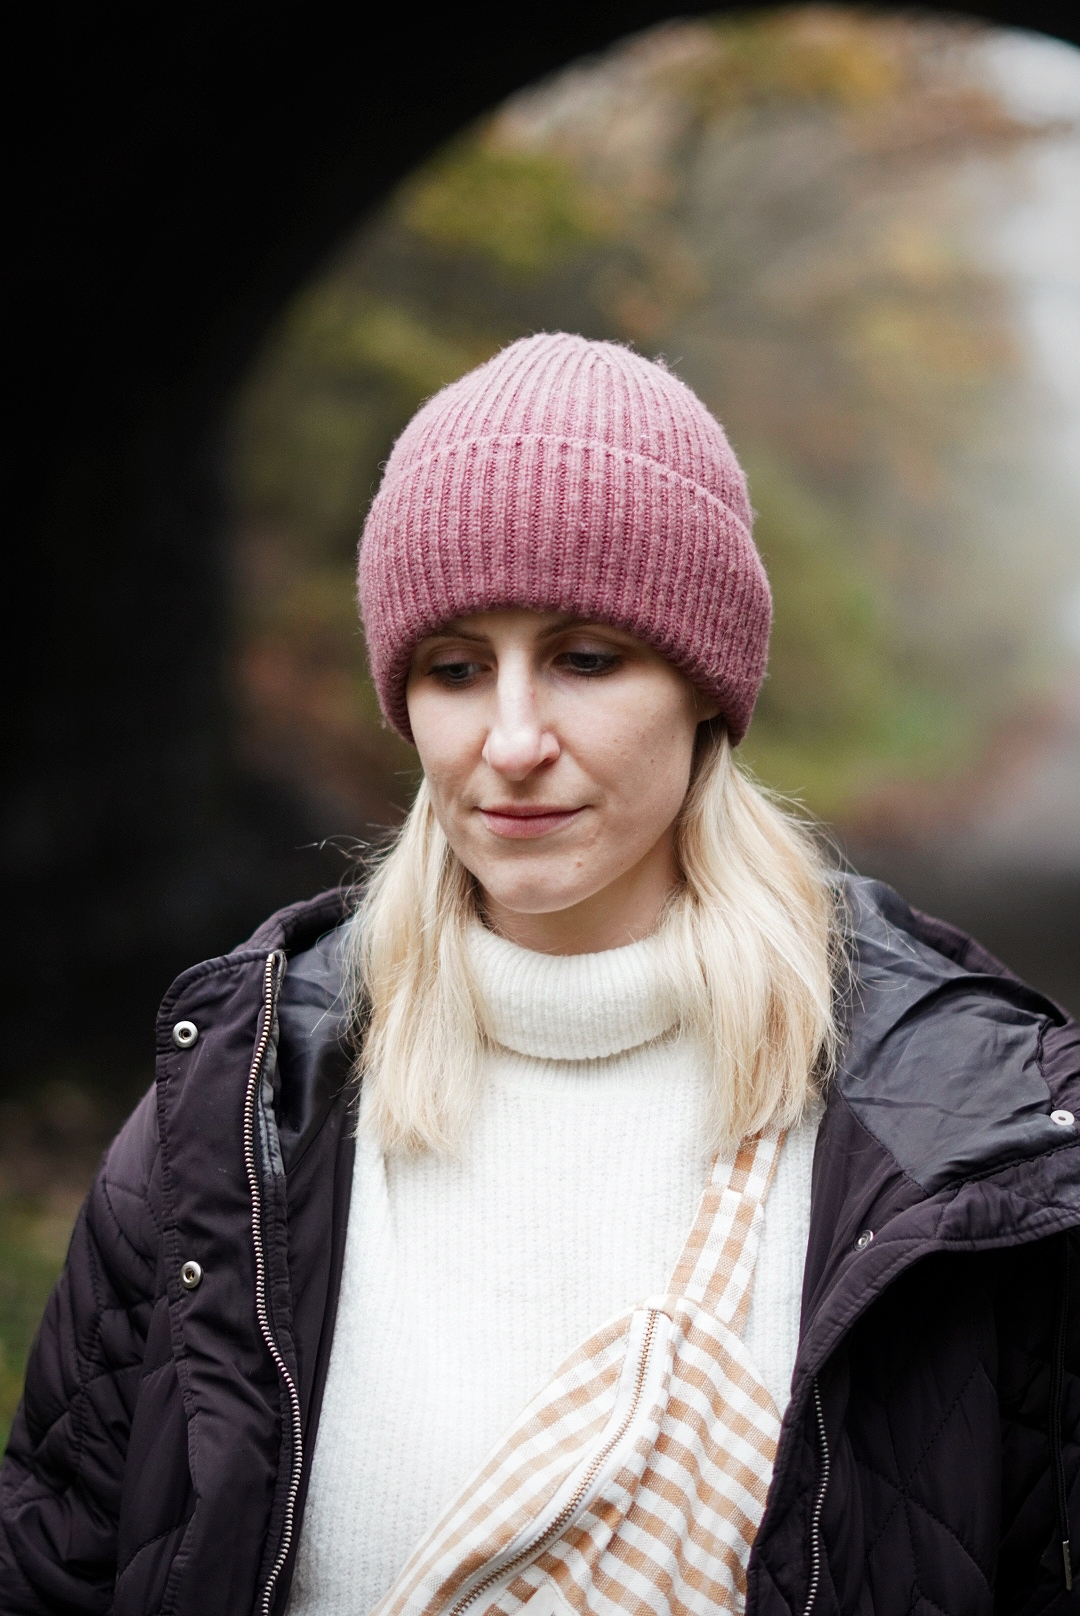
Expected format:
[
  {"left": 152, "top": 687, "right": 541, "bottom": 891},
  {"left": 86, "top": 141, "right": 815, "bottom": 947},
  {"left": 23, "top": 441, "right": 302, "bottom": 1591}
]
[
  {"left": 172, "top": 1020, "right": 198, "bottom": 1049},
  {"left": 1051, "top": 1109, "right": 1075, "bottom": 1128},
  {"left": 180, "top": 1260, "right": 203, "bottom": 1290},
  {"left": 854, "top": 1229, "right": 874, "bottom": 1251}
]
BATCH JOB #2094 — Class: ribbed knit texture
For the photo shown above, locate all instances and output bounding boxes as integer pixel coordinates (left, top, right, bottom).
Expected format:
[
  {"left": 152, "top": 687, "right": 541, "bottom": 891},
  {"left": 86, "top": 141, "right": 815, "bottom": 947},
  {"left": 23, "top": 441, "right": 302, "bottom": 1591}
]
[
  {"left": 286, "top": 928, "right": 818, "bottom": 1616},
  {"left": 358, "top": 333, "right": 771, "bottom": 743}
]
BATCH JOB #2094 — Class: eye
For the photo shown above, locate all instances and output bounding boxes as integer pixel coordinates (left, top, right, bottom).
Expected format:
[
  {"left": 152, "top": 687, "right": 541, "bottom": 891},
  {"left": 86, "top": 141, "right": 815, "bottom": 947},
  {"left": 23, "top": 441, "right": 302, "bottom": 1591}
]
[
  {"left": 558, "top": 648, "right": 621, "bottom": 677},
  {"left": 429, "top": 658, "right": 484, "bottom": 687}
]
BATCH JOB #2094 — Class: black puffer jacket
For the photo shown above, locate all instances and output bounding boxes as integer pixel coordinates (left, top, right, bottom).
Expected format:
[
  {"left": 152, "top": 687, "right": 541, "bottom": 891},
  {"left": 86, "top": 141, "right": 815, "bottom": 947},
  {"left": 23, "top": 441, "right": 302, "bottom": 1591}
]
[{"left": 2, "top": 877, "right": 1078, "bottom": 1615}]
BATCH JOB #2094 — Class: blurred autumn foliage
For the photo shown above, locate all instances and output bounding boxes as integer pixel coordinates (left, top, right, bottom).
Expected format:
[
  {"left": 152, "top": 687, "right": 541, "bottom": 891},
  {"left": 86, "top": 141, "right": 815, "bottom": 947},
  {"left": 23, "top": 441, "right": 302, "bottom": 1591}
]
[{"left": 230, "top": 5, "right": 1078, "bottom": 829}]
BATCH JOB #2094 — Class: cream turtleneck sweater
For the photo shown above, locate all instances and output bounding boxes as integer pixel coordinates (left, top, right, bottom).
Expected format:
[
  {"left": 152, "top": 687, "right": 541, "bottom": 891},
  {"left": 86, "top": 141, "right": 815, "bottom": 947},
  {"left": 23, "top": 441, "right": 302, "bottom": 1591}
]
[{"left": 287, "top": 926, "right": 820, "bottom": 1616}]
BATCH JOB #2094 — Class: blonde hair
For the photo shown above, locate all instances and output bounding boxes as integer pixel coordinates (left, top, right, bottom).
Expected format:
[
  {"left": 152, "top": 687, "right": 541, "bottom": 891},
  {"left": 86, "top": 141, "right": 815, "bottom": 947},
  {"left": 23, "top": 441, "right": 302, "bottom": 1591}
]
[{"left": 345, "top": 725, "right": 844, "bottom": 1155}]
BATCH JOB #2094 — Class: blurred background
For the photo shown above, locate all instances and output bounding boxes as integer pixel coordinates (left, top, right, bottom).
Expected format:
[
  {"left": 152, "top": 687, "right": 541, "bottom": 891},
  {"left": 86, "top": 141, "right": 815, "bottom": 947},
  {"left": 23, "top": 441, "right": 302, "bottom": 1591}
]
[{"left": 4, "top": 4, "right": 1078, "bottom": 1436}]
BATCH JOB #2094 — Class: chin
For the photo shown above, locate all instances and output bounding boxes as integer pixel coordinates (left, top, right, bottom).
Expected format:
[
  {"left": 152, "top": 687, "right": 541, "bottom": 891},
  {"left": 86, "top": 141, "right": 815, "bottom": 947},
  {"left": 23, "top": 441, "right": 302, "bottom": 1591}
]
[
  {"left": 492, "top": 892, "right": 591, "bottom": 919},
  {"left": 482, "top": 877, "right": 597, "bottom": 919}
]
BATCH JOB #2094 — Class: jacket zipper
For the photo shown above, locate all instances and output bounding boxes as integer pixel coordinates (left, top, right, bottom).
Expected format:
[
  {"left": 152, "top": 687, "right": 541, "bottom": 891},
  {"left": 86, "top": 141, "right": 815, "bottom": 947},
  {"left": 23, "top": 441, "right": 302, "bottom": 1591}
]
[
  {"left": 1049, "top": 1235, "right": 1073, "bottom": 1592},
  {"left": 244, "top": 949, "right": 304, "bottom": 1616},
  {"left": 447, "top": 1308, "right": 661, "bottom": 1616},
  {"left": 801, "top": 1379, "right": 830, "bottom": 1616}
]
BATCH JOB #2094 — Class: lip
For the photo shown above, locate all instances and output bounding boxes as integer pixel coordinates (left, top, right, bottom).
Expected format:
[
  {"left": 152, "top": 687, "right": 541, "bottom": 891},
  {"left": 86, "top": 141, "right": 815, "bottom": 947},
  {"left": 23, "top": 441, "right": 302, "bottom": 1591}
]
[{"left": 477, "top": 805, "right": 584, "bottom": 840}]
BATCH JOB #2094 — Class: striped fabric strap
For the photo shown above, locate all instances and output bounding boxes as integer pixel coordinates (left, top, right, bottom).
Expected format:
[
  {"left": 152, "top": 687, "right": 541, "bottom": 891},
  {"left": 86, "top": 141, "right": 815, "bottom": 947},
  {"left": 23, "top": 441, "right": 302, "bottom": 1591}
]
[{"left": 376, "top": 1129, "right": 786, "bottom": 1616}]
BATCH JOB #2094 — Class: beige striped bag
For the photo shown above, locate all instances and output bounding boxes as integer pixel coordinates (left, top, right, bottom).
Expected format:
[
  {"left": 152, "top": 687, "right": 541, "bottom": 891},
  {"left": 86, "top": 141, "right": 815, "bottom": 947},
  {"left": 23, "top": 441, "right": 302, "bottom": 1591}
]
[{"left": 373, "top": 1128, "right": 785, "bottom": 1616}]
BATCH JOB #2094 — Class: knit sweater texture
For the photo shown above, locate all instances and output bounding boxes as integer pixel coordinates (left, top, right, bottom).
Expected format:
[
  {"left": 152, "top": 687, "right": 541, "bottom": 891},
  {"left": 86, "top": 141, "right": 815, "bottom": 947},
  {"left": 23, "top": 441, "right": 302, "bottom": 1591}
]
[{"left": 286, "top": 926, "right": 820, "bottom": 1615}]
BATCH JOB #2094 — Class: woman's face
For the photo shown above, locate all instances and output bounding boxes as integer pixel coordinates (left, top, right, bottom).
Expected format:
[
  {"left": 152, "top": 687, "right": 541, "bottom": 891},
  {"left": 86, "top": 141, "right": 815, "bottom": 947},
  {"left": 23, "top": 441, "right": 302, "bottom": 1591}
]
[{"left": 406, "top": 609, "right": 716, "bottom": 953}]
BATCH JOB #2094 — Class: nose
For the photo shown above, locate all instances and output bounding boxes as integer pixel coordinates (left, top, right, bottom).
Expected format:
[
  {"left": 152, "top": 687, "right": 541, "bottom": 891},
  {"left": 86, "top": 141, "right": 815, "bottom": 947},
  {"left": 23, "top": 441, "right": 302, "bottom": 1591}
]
[{"left": 482, "top": 660, "right": 559, "bottom": 779}]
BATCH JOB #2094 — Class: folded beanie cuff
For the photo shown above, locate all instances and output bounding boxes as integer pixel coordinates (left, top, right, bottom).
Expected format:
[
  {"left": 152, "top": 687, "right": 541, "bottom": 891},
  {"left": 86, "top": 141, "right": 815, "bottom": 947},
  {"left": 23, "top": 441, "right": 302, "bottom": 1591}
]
[{"left": 360, "top": 432, "right": 770, "bottom": 743}]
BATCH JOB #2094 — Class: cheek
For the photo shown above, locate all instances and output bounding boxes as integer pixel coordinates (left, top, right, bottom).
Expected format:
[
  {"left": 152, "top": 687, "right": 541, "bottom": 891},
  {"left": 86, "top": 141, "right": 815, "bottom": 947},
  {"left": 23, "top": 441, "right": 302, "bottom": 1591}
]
[
  {"left": 584, "top": 691, "right": 697, "bottom": 826},
  {"left": 407, "top": 694, "right": 475, "bottom": 799}
]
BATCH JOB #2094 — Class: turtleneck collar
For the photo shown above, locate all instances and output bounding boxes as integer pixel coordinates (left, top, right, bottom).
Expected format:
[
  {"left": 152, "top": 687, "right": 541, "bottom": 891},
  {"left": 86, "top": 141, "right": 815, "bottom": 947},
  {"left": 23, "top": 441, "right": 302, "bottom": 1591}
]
[{"left": 466, "top": 923, "right": 679, "bottom": 1062}]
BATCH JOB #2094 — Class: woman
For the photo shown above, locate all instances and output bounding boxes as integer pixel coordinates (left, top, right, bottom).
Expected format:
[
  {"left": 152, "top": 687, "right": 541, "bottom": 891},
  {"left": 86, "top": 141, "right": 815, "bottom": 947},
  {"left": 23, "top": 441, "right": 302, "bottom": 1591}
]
[{"left": 2, "top": 334, "right": 1077, "bottom": 1616}]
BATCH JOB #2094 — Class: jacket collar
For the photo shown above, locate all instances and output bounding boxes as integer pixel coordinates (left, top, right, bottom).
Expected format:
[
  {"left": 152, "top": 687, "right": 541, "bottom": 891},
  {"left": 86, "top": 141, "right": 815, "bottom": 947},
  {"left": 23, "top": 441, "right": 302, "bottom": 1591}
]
[
  {"left": 835, "top": 875, "right": 1070, "bottom": 1194},
  {"left": 793, "top": 875, "right": 1080, "bottom": 1397},
  {"left": 257, "top": 878, "right": 1080, "bottom": 1365},
  {"left": 256, "top": 888, "right": 355, "bottom": 1173},
  {"left": 265, "top": 876, "right": 1078, "bottom": 1189}
]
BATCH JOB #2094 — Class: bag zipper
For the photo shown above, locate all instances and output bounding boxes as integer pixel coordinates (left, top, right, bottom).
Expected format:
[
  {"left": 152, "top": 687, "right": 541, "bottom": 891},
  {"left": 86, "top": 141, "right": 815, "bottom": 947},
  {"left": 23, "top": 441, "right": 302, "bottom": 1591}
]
[
  {"left": 801, "top": 1379, "right": 830, "bottom": 1616},
  {"left": 244, "top": 949, "right": 304, "bottom": 1616},
  {"left": 447, "top": 1308, "right": 662, "bottom": 1616}
]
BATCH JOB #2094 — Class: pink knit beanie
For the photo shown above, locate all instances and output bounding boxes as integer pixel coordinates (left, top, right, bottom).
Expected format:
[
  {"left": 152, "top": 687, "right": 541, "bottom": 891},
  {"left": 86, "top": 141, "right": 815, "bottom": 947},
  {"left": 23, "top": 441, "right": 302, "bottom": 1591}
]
[{"left": 358, "top": 332, "right": 771, "bottom": 743}]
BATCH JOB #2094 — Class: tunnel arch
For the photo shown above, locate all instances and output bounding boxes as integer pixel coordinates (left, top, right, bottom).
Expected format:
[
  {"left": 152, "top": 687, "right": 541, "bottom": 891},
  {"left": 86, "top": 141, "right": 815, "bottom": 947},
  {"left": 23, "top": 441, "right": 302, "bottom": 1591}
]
[{"left": 7, "top": 2, "right": 1079, "bottom": 1077}]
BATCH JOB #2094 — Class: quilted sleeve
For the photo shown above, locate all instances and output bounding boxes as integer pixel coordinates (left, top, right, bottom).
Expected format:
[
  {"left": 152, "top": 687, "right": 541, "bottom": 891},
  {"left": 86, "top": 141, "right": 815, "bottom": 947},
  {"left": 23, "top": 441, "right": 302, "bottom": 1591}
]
[
  {"left": 996, "top": 1227, "right": 1080, "bottom": 1616},
  {"left": 0, "top": 1085, "right": 161, "bottom": 1614}
]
